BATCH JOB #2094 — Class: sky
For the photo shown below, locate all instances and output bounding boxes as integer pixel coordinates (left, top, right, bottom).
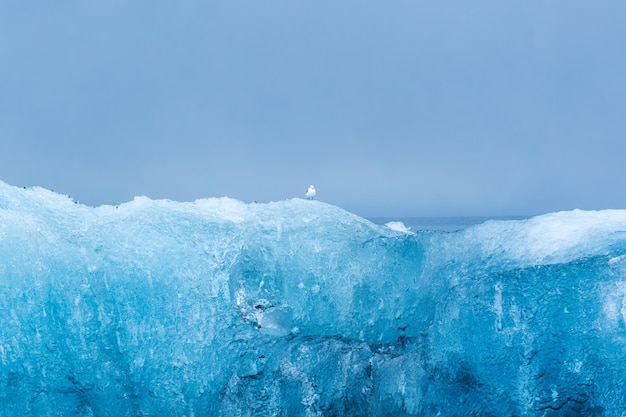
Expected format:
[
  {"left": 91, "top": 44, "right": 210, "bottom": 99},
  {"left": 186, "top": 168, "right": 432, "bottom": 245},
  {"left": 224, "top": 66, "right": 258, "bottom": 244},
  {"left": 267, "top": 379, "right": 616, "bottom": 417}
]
[{"left": 1, "top": 1, "right": 625, "bottom": 217}]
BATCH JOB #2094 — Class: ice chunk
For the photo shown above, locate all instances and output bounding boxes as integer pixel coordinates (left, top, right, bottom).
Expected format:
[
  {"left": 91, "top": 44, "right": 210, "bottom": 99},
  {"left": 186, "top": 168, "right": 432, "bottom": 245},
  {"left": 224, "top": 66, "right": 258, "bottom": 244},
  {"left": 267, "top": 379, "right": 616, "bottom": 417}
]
[
  {"left": 384, "top": 220, "right": 412, "bottom": 233},
  {"left": 1, "top": 179, "right": 626, "bottom": 415}
]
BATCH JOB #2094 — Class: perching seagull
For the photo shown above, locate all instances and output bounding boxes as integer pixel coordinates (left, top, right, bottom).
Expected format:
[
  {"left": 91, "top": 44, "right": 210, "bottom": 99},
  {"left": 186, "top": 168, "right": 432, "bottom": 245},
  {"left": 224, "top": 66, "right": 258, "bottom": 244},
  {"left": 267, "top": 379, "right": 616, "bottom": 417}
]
[{"left": 305, "top": 185, "right": 316, "bottom": 200}]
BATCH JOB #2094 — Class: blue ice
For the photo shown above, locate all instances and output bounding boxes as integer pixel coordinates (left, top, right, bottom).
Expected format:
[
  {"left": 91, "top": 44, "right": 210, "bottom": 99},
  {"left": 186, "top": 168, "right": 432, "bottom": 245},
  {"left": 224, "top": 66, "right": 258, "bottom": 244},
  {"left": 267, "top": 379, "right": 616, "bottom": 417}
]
[{"left": 1, "top": 180, "right": 626, "bottom": 416}]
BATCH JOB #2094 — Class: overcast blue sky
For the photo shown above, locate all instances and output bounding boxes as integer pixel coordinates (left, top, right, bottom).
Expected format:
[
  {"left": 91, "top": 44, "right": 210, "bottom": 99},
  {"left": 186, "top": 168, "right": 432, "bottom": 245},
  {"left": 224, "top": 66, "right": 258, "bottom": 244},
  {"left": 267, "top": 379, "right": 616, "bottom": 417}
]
[{"left": 1, "top": 1, "right": 625, "bottom": 217}]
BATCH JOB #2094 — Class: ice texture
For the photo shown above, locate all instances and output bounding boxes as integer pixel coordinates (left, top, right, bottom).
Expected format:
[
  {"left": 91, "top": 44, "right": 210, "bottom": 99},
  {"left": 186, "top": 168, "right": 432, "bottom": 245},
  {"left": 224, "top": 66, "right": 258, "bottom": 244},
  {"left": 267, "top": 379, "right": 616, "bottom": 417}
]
[{"left": 1, "top": 180, "right": 626, "bottom": 416}]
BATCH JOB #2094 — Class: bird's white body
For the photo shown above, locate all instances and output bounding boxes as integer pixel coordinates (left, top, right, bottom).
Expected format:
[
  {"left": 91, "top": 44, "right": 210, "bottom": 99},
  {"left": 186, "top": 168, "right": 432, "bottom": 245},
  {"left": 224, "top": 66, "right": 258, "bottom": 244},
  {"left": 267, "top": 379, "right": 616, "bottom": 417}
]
[{"left": 306, "top": 185, "right": 316, "bottom": 200}]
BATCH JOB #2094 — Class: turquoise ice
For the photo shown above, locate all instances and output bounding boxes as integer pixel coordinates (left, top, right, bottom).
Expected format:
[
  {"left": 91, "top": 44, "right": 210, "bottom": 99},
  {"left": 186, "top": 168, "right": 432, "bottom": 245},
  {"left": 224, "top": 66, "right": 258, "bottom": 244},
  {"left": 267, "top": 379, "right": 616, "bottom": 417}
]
[{"left": 1, "top": 180, "right": 626, "bottom": 416}]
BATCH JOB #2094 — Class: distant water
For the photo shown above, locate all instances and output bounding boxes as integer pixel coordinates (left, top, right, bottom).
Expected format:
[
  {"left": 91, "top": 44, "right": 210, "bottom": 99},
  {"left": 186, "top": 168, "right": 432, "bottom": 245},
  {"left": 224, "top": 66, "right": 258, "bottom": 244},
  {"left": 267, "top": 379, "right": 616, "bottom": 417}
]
[{"left": 369, "top": 216, "right": 531, "bottom": 232}]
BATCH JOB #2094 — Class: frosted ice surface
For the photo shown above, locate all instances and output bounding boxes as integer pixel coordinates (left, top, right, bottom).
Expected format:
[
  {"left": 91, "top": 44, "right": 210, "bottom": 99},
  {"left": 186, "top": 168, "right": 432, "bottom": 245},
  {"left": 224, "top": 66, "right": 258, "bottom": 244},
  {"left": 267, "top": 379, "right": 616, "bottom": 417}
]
[
  {"left": 384, "top": 221, "right": 412, "bottom": 233},
  {"left": 1, "top": 180, "right": 626, "bottom": 416}
]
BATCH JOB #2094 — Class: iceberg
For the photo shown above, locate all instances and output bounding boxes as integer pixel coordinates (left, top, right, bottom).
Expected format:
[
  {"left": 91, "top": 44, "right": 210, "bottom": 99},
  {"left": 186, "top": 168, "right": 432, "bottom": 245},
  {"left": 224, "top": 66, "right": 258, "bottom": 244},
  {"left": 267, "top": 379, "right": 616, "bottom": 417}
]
[{"left": 1, "top": 179, "right": 626, "bottom": 416}]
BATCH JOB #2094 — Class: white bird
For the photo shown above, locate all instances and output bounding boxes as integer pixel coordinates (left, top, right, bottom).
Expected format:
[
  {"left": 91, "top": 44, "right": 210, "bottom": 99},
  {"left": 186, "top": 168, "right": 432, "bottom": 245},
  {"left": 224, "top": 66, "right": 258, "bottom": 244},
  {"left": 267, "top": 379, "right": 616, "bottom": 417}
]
[{"left": 305, "top": 185, "right": 316, "bottom": 200}]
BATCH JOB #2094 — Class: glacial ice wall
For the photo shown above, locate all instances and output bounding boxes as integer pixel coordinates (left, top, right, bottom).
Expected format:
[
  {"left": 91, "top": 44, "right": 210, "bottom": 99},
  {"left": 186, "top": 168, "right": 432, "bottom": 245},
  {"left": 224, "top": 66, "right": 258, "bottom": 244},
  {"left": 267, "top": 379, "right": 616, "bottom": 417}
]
[{"left": 1, "top": 180, "right": 626, "bottom": 416}]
